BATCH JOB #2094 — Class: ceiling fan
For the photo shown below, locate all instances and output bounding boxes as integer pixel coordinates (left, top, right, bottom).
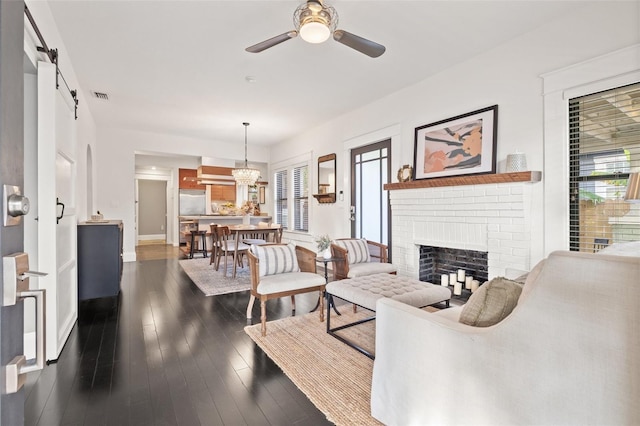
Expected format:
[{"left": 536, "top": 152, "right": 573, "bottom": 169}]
[{"left": 245, "top": 0, "right": 385, "bottom": 58}]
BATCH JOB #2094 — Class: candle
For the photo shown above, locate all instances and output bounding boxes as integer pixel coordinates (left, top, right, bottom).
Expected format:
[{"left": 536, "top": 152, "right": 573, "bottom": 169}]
[
  {"left": 471, "top": 280, "right": 480, "bottom": 292},
  {"left": 449, "top": 273, "right": 457, "bottom": 285},
  {"left": 441, "top": 274, "right": 449, "bottom": 287},
  {"left": 457, "top": 269, "right": 465, "bottom": 282},
  {"left": 454, "top": 281, "right": 462, "bottom": 296},
  {"left": 465, "top": 276, "right": 473, "bottom": 289}
]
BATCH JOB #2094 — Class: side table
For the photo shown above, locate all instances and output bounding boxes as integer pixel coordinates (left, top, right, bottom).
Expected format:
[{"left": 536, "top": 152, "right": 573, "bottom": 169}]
[{"left": 312, "top": 256, "right": 341, "bottom": 315}]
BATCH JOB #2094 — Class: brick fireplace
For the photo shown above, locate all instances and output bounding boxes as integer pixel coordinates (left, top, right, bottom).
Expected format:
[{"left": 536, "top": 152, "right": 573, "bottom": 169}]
[
  {"left": 386, "top": 171, "right": 541, "bottom": 281},
  {"left": 419, "top": 245, "right": 488, "bottom": 284}
]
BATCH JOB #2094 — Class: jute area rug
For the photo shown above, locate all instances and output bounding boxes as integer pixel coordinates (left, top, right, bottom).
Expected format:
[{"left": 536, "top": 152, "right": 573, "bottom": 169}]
[
  {"left": 179, "top": 257, "right": 250, "bottom": 296},
  {"left": 245, "top": 307, "right": 383, "bottom": 426}
]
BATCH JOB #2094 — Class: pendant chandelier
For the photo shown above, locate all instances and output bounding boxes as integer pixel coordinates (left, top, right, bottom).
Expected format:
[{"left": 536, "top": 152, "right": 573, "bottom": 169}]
[{"left": 232, "top": 122, "right": 261, "bottom": 186}]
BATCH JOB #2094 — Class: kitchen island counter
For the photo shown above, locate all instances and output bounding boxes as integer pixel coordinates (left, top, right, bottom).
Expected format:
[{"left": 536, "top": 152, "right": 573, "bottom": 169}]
[
  {"left": 179, "top": 215, "right": 273, "bottom": 231},
  {"left": 178, "top": 215, "right": 273, "bottom": 246},
  {"left": 179, "top": 214, "right": 271, "bottom": 222}
]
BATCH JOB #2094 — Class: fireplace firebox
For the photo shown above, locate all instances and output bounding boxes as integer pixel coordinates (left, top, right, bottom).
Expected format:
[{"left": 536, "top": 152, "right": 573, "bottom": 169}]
[{"left": 419, "top": 246, "right": 488, "bottom": 286}]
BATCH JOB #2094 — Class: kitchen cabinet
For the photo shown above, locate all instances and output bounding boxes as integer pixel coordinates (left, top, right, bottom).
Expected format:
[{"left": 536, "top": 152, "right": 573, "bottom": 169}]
[
  {"left": 210, "top": 184, "right": 236, "bottom": 202},
  {"left": 77, "top": 221, "right": 123, "bottom": 300},
  {"left": 179, "top": 168, "right": 205, "bottom": 190}
]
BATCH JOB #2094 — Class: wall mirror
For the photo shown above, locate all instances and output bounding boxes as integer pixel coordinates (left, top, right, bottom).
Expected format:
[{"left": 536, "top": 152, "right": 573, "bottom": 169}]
[{"left": 313, "top": 153, "right": 336, "bottom": 203}]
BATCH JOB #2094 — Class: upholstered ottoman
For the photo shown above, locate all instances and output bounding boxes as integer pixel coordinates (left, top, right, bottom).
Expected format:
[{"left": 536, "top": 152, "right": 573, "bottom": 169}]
[{"left": 325, "top": 273, "right": 451, "bottom": 358}]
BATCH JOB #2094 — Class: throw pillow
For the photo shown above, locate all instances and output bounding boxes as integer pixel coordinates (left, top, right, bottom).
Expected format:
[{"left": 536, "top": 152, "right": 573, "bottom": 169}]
[
  {"left": 251, "top": 243, "right": 300, "bottom": 277},
  {"left": 459, "top": 277, "right": 523, "bottom": 327},
  {"left": 334, "top": 239, "right": 371, "bottom": 264}
]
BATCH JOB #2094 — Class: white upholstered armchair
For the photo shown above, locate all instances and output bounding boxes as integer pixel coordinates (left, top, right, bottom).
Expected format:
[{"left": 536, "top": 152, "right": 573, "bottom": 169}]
[{"left": 330, "top": 238, "right": 397, "bottom": 281}]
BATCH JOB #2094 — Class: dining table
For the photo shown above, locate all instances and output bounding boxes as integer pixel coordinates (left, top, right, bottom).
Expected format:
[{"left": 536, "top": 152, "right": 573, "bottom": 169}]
[{"left": 227, "top": 224, "right": 282, "bottom": 278}]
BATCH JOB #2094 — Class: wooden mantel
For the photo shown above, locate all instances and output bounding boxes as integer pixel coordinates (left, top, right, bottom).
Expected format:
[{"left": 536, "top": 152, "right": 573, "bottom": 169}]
[{"left": 384, "top": 171, "right": 541, "bottom": 191}]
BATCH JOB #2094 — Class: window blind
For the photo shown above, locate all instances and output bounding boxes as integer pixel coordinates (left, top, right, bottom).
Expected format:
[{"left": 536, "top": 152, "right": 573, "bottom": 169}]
[
  {"left": 569, "top": 82, "right": 640, "bottom": 252},
  {"left": 274, "top": 170, "right": 288, "bottom": 230},
  {"left": 293, "top": 165, "right": 309, "bottom": 232}
]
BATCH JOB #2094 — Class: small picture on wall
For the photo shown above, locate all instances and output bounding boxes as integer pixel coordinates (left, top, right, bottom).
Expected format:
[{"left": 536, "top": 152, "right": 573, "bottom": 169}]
[{"left": 413, "top": 105, "right": 497, "bottom": 180}]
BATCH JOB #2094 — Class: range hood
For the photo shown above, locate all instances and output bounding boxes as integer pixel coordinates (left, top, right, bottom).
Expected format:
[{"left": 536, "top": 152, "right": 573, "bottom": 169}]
[
  {"left": 197, "top": 165, "right": 268, "bottom": 186},
  {"left": 196, "top": 166, "right": 236, "bottom": 185}
]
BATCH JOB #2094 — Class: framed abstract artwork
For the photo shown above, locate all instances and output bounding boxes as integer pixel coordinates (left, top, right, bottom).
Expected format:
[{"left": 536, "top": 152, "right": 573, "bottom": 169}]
[{"left": 413, "top": 105, "right": 498, "bottom": 180}]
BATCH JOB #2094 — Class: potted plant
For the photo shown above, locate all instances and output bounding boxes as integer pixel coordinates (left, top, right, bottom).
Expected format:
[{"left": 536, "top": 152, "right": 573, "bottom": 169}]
[{"left": 315, "top": 234, "right": 332, "bottom": 259}]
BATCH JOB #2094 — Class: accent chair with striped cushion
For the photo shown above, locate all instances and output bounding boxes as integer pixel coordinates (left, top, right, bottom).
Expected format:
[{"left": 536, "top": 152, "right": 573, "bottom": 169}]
[
  {"left": 331, "top": 238, "right": 397, "bottom": 281},
  {"left": 246, "top": 243, "right": 326, "bottom": 336}
]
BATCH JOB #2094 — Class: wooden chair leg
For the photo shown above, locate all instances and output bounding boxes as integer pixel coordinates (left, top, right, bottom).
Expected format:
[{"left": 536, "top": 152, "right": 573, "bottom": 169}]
[
  {"left": 260, "top": 299, "right": 267, "bottom": 336},
  {"left": 246, "top": 294, "right": 255, "bottom": 319},
  {"left": 214, "top": 250, "right": 221, "bottom": 270},
  {"left": 319, "top": 290, "right": 324, "bottom": 322},
  {"left": 290, "top": 295, "right": 296, "bottom": 315},
  {"left": 210, "top": 245, "right": 216, "bottom": 265}
]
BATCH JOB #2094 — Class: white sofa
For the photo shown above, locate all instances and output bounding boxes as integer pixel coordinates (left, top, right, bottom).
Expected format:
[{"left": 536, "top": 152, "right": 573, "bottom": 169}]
[{"left": 371, "top": 250, "right": 640, "bottom": 425}]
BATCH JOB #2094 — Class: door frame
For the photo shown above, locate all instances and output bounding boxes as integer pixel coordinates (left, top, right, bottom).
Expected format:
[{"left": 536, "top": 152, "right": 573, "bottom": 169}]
[
  {"left": 135, "top": 169, "right": 173, "bottom": 245},
  {"left": 350, "top": 139, "right": 392, "bottom": 244},
  {"left": 0, "top": 1, "right": 27, "bottom": 422},
  {"left": 341, "top": 124, "right": 401, "bottom": 248}
]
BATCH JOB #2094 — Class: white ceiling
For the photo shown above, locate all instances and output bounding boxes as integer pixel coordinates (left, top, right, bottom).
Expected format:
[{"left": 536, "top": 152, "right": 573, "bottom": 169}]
[{"left": 44, "top": 0, "right": 582, "bottom": 147}]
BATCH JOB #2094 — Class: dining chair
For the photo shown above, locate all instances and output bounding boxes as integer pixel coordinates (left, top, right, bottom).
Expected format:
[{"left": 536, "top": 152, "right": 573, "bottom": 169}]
[
  {"left": 208, "top": 223, "right": 218, "bottom": 265},
  {"left": 243, "top": 222, "right": 270, "bottom": 246},
  {"left": 243, "top": 221, "right": 282, "bottom": 245},
  {"left": 268, "top": 223, "right": 283, "bottom": 243},
  {"left": 214, "top": 225, "right": 250, "bottom": 277}
]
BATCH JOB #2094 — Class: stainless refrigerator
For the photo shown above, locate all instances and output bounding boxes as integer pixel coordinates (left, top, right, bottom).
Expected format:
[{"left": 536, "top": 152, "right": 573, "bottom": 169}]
[{"left": 179, "top": 189, "right": 206, "bottom": 215}]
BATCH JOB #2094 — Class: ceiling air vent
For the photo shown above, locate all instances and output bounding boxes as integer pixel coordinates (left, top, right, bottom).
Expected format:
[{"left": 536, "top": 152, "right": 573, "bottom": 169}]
[{"left": 91, "top": 91, "right": 109, "bottom": 100}]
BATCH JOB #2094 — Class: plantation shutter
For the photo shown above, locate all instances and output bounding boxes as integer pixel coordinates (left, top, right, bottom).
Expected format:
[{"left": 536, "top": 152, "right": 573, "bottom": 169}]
[
  {"left": 569, "top": 82, "right": 640, "bottom": 252},
  {"left": 275, "top": 170, "right": 288, "bottom": 230},
  {"left": 293, "top": 165, "right": 309, "bottom": 232}
]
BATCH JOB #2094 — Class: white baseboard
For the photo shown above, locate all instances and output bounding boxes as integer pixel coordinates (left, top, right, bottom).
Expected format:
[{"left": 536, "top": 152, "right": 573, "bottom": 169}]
[
  {"left": 138, "top": 234, "right": 165, "bottom": 241},
  {"left": 124, "top": 251, "right": 136, "bottom": 262}
]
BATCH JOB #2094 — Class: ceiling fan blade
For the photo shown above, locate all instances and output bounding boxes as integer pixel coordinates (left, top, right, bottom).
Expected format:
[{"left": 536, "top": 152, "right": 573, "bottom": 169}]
[
  {"left": 333, "top": 29, "right": 385, "bottom": 58},
  {"left": 246, "top": 31, "right": 298, "bottom": 53}
]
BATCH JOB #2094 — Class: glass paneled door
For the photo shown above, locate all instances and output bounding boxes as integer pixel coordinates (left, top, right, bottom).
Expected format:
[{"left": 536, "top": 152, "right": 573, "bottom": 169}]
[{"left": 351, "top": 140, "right": 391, "bottom": 255}]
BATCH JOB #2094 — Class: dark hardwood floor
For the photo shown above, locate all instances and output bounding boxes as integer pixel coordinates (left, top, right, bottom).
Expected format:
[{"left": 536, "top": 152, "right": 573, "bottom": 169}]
[{"left": 24, "top": 247, "right": 332, "bottom": 426}]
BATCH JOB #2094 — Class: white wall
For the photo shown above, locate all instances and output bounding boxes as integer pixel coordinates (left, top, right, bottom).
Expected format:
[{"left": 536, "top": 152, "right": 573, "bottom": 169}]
[
  {"left": 268, "top": 1, "right": 640, "bottom": 265},
  {"left": 97, "top": 127, "right": 270, "bottom": 260}
]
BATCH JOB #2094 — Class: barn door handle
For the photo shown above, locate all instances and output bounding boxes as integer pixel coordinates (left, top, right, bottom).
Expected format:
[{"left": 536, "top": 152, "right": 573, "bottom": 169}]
[{"left": 56, "top": 198, "right": 65, "bottom": 224}]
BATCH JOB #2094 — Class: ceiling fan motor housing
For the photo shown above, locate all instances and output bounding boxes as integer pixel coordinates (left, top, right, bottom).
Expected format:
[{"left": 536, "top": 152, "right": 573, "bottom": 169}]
[{"left": 294, "top": 1, "right": 338, "bottom": 35}]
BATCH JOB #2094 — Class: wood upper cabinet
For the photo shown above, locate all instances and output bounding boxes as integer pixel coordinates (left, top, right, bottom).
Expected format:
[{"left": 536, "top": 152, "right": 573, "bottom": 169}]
[
  {"left": 223, "top": 185, "right": 236, "bottom": 201},
  {"left": 179, "top": 168, "right": 205, "bottom": 190},
  {"left": 210, "top": 184, "right": 236, "bottom": 202}
]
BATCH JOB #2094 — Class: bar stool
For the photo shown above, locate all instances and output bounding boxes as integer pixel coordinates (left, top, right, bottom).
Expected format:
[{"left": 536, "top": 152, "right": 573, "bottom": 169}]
[{"left": 189, "top": 230, "right": 208, "bottom": 258}]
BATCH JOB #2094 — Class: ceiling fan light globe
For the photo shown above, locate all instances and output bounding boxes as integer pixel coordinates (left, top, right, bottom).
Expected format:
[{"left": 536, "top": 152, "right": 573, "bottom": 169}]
[{"left": 300, "top": 22, "right": 330, "bottom": 43}]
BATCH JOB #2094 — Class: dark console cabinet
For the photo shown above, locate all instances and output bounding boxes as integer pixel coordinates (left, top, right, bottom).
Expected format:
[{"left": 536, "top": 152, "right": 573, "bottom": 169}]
[{"left": 78, "top": 220, "right": 123, "bottom": 300}]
